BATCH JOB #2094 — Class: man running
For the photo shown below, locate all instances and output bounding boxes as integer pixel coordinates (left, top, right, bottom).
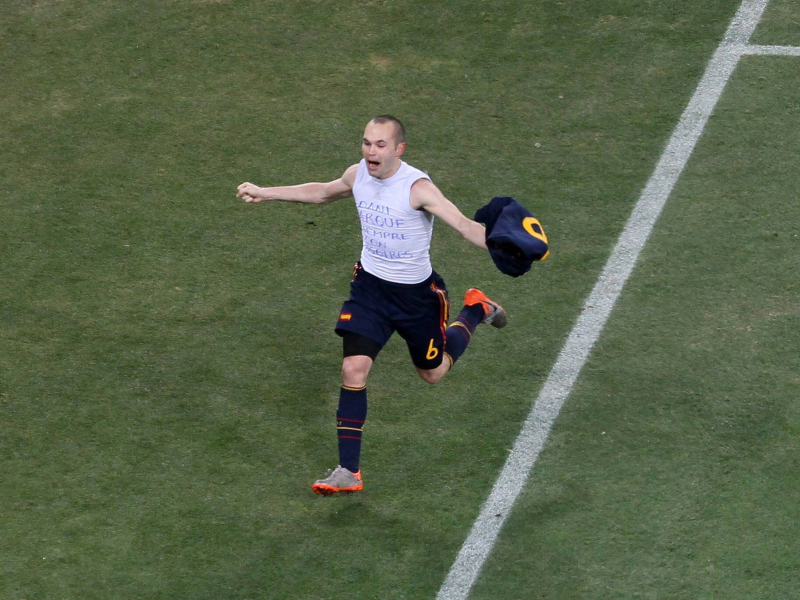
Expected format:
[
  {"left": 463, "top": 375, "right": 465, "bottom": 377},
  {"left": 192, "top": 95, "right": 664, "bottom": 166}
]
[{"left": 237, "top": 115, "right": 506, "bottom": 495}]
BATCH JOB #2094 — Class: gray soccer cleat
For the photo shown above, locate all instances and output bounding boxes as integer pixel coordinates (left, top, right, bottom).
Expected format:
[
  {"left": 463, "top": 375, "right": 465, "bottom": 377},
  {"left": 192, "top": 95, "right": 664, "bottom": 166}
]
[
  {"left": 463, "top": 288, "right": 508, "bottom": 329},
  {"left": 312, "top": 465, "right": 364, "bottom": 495}
]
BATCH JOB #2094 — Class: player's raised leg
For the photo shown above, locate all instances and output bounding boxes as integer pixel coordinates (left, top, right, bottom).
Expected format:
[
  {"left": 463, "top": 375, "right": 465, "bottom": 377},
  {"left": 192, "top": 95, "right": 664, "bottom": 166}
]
[{"left": 416, "top": 288, "right": 507, "bottom": 384}]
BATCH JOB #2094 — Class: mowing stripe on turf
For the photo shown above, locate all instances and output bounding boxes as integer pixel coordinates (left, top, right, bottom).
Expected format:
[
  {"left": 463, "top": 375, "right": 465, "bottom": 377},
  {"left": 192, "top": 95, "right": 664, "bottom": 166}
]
[{"left": 437, "top": 1, "right": 773, "bottom": 598}]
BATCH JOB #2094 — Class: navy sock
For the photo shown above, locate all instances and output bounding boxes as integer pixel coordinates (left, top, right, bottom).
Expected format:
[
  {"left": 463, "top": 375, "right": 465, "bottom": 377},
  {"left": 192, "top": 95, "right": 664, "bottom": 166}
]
[
  {"left": 444, "top": 304, "right": 484, "bottom": 364},
  {"left": 337, "top": 385, "right": 368, "bottom": 473}
]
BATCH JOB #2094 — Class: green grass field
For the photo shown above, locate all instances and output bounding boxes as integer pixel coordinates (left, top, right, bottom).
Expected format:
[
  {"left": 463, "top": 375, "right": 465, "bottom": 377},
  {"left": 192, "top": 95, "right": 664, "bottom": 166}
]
[{"left": 1, "top": 0, "right": 798, "bottom": 598}]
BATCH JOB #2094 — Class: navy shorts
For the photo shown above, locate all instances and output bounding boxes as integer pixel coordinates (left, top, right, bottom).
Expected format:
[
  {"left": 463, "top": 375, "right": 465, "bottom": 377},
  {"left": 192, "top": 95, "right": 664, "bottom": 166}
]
[{"left": 335, "top": 263, "right": 450, "bottom": 369}]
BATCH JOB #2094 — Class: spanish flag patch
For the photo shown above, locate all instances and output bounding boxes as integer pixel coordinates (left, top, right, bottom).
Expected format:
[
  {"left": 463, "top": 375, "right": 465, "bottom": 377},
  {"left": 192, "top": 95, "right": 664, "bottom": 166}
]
[{"left": 339, "top": 313, "right": 352, "bottom": 321}]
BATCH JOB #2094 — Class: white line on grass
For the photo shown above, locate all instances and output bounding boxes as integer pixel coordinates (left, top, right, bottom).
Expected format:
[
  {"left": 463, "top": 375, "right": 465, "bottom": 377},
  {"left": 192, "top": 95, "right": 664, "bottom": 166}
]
[
  {"left": 744, "top": 44, "right": 800, "bottom": 55},
  {"left": 437, "top": 1, "right": 772, "bottom": 598}
]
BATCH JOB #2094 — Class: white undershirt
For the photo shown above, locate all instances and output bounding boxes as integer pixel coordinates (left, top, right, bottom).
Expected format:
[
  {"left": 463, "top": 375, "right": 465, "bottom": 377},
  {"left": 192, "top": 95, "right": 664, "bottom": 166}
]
[{"left": 353, "top": 159, "right": 434, "bottom": 284}]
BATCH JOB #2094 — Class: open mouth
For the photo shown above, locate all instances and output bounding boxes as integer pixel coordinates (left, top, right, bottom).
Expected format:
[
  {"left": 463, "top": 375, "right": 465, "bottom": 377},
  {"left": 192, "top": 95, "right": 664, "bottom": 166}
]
[{"left": 367, "top": 160, "right": 380, "bottom": 171}]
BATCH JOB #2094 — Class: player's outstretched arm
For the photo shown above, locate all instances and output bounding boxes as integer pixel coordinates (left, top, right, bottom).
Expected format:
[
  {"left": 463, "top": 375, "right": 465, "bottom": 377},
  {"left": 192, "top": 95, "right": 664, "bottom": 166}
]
[
  {"left": 237, "top": 164, "right": 358, "bottom": 205},
  {"left": 410, "top": 179, "right": 487, "bottom": 249}
]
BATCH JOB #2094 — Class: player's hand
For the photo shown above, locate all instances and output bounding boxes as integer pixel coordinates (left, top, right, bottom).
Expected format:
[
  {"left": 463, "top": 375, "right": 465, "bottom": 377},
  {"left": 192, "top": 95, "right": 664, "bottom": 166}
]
[{"left": 237, "top": 182, "right": 264, "bottom": 203}]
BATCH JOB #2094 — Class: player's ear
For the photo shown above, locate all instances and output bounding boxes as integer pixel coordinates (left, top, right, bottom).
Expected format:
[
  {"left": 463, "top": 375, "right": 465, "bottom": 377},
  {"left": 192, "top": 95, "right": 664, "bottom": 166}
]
[{"left": 395, "top": 141, "right": 406, "bottom": 157}]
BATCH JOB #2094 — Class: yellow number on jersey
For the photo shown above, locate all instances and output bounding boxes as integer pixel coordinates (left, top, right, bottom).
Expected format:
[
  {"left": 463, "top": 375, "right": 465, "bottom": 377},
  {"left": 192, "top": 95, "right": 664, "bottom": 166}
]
[
  {"left": 426, "top": 339, "right": 439, "bottom": 360},
  {"left": 522, "top": 217, "right": 548, "bottom": 244}
]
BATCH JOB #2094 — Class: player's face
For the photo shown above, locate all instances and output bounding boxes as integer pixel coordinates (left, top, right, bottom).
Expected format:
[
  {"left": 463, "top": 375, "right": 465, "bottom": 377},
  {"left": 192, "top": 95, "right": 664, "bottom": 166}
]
[{"left": 362, "top": 121, "right": 405, "bottom": 179}]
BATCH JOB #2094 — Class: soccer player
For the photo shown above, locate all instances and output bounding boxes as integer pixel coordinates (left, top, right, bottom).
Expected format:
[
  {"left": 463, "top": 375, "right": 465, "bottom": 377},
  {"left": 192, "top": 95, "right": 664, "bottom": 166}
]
[{"left": 237, "top": 115, "right": 507, "bottom": 495}]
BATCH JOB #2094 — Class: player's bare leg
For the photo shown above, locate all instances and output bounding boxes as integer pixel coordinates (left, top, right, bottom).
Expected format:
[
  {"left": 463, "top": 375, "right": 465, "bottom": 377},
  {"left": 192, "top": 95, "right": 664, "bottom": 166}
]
[
  {"left": 341, "top": 354, "right": 373, "bottom": 389},
  {"left": 416, "top": 356, "right": 452, "bottom": 384}
]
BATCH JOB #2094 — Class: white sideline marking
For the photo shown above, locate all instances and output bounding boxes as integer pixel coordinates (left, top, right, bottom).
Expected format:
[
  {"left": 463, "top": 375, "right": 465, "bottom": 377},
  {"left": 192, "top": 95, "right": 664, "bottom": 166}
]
[
  {"left": 745, "top": 44, "right": 800, "bottom": 55},
  {"left": 437, "top": 1, "right": 774, "bottom": 598}
]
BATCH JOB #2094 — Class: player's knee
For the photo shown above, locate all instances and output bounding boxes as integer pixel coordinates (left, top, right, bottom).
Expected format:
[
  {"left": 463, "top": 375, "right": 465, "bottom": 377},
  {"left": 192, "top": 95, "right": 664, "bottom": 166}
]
[
  {"left": 416, "top": 367, "right": 444, "bottom": 385},
  {"left": 341, "top": 356, "right": 372, "bottom": 388}
]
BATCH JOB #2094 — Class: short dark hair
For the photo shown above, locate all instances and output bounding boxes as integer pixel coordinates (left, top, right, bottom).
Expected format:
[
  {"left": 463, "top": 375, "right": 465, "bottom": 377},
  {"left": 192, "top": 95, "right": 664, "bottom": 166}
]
[{"left": 370, "top": 115, "right": 406, "bottom": 145}]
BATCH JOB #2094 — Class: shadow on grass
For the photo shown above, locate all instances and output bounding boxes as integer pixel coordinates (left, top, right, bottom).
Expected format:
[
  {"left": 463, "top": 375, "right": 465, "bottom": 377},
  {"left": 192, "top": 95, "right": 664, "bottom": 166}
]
[{"left": 323, "top": 499, "right": 384, "bottom": 527}]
